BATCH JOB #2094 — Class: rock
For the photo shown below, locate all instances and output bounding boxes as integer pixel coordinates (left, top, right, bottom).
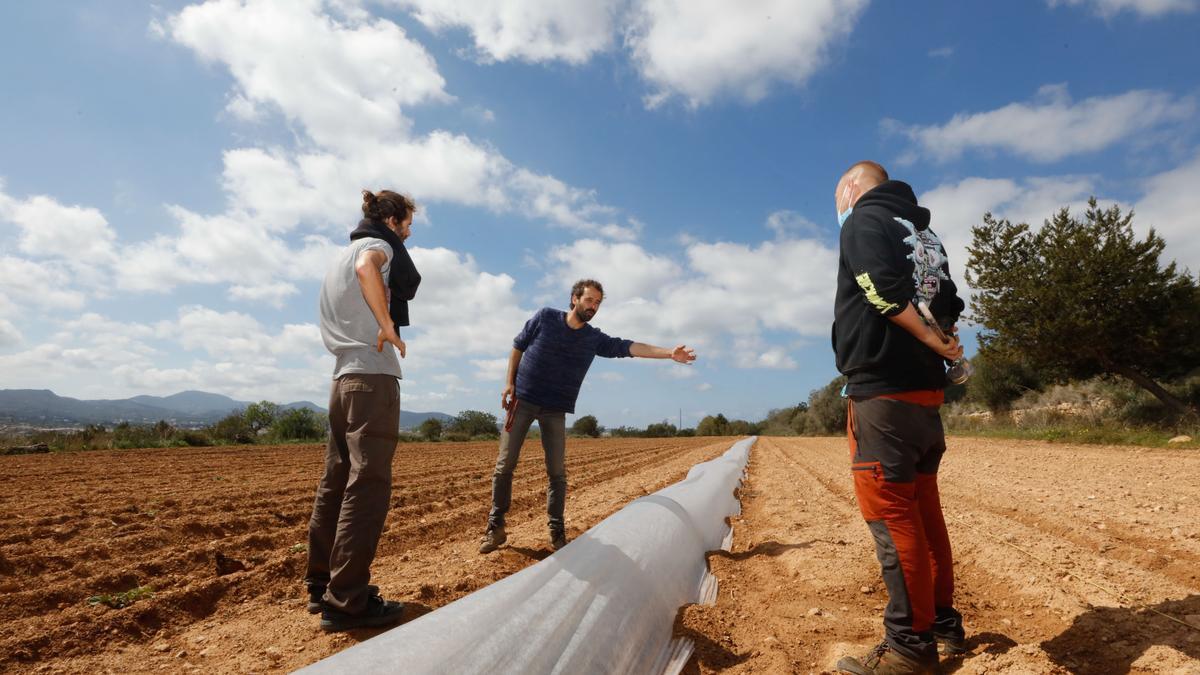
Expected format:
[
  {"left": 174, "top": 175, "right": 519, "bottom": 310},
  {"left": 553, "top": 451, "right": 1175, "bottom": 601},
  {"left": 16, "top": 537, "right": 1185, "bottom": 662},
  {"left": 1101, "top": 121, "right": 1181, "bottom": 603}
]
[
  {"left": 807, "top": 607, "right": 822, "bottom": 616},
  {"left": 214, "top": 551, "right": 247, "bottom": 576},
  {"left": 1168, "top": 435, "right": 1192, "bottom": 444},
  {"left": 152, "top": 642, "right": 171, "bottom": 653},
  {"left": 198, "top": 648, "right": 212, "bottom": 658},
  {"left": 175, "top": 650, "right": 187, "bottom": 659},
  {"left": 860, "top": 586, "right": 872, "bottom": 594},
  {"left": 264, "top": 646, "right": 282, "bottom": 660}
]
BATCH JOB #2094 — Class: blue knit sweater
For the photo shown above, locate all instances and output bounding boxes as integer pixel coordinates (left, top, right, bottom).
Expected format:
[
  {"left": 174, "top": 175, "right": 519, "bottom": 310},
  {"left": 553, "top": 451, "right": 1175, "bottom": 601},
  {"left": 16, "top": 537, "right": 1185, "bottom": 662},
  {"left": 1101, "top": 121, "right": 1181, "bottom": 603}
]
[{"left": 513, "top": 308, "right": 633, "bottom": 413}]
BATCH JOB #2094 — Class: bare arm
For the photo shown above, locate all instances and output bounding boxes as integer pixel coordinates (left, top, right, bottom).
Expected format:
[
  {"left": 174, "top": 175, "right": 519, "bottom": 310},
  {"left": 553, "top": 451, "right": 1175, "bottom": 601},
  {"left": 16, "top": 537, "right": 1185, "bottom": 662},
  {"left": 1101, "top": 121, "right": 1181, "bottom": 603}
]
[
  {"left": 501, "top": 348, "right": 523, "bottom": 408},
  {"left": 887, "top": 303, "right": 961, "bottom": 362},
  {"left": 629, "top": 342, "right": 696, "bottom": 364},
  {"left": 355, "top": 248, "right": 406, "bottom": 357}
]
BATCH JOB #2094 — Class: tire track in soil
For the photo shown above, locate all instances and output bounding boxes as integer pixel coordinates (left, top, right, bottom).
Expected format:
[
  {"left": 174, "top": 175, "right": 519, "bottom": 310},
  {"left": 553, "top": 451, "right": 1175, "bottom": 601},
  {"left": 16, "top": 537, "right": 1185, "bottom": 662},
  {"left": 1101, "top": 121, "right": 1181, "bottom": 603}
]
[
  {"left": 0, "top": 437, "right": 731, "bottom": 673},
  {"left": 678, "top": 436, "right": 1200, "bottom": 674}
]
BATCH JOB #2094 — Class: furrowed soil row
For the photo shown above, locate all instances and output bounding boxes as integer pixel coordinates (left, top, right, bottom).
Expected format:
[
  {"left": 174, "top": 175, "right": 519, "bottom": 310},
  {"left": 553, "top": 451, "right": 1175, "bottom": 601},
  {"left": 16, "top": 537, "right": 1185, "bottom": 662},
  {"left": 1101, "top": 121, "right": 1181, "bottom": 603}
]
[{"left": 0, "top": 437, "right": 729, "bottom": 672}]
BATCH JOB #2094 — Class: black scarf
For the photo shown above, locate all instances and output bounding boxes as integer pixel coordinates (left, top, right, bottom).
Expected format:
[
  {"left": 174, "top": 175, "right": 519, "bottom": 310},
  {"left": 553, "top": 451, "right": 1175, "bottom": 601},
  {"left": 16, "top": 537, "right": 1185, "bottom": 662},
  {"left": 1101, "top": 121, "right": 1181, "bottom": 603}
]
[{"left": 349, "top": 218, "right": 421, "bottom": 330}]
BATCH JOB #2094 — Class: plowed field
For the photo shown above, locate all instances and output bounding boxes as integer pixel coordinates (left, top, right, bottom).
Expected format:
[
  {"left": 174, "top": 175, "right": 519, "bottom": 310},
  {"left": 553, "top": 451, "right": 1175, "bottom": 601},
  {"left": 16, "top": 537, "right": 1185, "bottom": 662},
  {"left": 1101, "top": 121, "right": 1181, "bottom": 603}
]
[
  {"left": 678, "top": 436, "right": 1200, "bottom": 674},
  {"left": 0, "top": 437, "right": 731, "bottom": 673}
]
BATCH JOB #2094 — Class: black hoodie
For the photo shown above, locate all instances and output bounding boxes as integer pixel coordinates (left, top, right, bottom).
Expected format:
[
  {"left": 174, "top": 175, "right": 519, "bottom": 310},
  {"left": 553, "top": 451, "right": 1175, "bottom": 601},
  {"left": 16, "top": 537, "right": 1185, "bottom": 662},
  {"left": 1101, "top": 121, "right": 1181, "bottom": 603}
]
[{"left": 832, "top": 180, "right": 965, "bottom": 396}]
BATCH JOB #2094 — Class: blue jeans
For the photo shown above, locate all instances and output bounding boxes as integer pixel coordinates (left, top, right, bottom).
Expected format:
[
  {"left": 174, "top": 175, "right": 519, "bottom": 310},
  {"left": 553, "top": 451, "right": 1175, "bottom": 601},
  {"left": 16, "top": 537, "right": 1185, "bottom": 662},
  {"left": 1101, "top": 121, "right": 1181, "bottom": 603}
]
[{"left": 487, "top": 401, "right": 567, "bottom": 533}]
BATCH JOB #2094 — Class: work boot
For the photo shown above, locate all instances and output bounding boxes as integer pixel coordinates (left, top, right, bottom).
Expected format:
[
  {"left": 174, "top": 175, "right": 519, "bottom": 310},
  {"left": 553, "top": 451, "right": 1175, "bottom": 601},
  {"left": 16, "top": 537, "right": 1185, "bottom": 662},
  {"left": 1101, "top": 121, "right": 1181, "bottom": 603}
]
[
  {"left": 319, "top": 592, "right": 405, "bottom": 632},
  {"left": 550, "top": 529, "right": 568, "bottom": 551},
  {"left": 836, "top": 640, "right": 937, "bottom": 675},
  {"left": 478, "top": 526, "right": 507, "bottom": 554}
]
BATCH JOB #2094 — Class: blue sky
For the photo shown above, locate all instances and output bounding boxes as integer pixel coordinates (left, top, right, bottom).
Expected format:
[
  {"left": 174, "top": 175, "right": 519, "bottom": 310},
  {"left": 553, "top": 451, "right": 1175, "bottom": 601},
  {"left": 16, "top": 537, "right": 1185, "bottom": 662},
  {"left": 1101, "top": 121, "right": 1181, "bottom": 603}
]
[{"left": 1, "top": 0, "right": 1198, "bottom": 427}]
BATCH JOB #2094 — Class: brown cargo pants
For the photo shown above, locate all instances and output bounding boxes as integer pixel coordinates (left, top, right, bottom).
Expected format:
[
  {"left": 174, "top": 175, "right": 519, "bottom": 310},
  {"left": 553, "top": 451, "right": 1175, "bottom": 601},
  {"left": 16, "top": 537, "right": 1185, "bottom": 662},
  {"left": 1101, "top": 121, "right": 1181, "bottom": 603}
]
[{"left": 305, "top": 373, "right": 400, "bottom": 614}]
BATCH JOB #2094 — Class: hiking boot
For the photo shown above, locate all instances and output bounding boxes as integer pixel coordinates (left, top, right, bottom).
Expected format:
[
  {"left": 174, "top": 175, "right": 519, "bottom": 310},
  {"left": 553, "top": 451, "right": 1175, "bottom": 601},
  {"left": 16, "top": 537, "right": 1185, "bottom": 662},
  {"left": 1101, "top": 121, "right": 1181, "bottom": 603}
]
[
  {"left": 550, "top": 530, "right": 568, "bottom": 551},
  {"left": 934, "top": 631, "right": 968, "bottom": 656},
  {"left": 836, "top": 641, "right": 937, "bottom": 675},
  {"left": 319, "top": 592, "right": 405, "bottom": 632},
  {"left": 478, "top": 526, "right": 507, "bottom": 554}
]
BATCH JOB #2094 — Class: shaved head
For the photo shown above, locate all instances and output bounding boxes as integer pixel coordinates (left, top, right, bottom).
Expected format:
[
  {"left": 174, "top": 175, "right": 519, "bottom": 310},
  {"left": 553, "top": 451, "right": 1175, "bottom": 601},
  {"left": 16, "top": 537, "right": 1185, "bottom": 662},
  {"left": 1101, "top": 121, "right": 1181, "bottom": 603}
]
[{"left": 835, "top": 160, "right": 889, "bottom": 215}]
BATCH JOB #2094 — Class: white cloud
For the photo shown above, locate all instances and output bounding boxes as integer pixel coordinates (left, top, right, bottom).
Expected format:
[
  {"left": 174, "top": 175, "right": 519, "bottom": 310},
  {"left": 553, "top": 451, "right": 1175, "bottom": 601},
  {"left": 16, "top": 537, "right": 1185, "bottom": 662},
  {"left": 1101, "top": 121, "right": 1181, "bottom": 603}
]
[
  {"left": 696, "top": 382, "right": 713, "bottom": 392},
  {"left": 765, "top": 209, "right": 823, "bottom": 239},
  {"left": 1133, "top": 150, "right": 1200, "bottom": 274},
  {"left": 396, "top": 0, "right": 621, "bottom": 64},
  {"left": 626, "top": 0, "right": 869, "bottom": 108},
  {"left": 541, "top": 228, "right": 838, "bottom": 369},
  {"left": 733, "top": 337, "right": 797, "bottom": 370},
  {"left": 928, "top": 46, "right": 954, "bottom": 58},
  {"left": 162, "top": 0, "right": 450, "bottom": 152},
  {"left": 888, "top": 85, "right": 1195, "bottom": 163},
  {"left": 0, "top": 256, "right": 88, "bottom": 311},
  {"left": 470, "top": 358, "right": 509, "bottom": 383},
  {"left": 228, "top": 281, "right": 300, "bottom": 308},
  {"left": 405, "top": 246, "right": 529, "bottom": 360},
  {"left": 920, "top": 174, "right": 1107, "bottom": 306},
  {"left": 1047, "top": 0, "right": 1198, "bottom": 18},
  {"left": 543, "top": 238, "right": 681, "bottom": 301},
  {"left": 0, "top": 318, "right": 22, "bottom": 348}
]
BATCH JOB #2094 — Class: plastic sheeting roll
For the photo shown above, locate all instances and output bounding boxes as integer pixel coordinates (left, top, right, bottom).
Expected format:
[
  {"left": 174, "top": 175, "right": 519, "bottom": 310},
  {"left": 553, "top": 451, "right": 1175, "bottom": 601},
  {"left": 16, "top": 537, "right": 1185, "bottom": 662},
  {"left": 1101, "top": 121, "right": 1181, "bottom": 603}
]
[{"left": 298, "top": 437, "right": 753, "bottom": 675}]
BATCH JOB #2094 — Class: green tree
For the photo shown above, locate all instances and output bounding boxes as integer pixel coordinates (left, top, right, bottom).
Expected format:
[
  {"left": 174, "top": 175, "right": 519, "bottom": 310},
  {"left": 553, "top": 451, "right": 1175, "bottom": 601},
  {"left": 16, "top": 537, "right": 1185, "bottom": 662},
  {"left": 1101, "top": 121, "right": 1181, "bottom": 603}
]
[
  {"left": 570, "top": 414, "right": 601, "bottom": 437},
  {"left": 696, "top": 413, "right": 729, "bottom": 436},
  {"left": 244, "top": 401, "right": 280, "bottom": 434},
  {"left": 807, "top": 376, "right": 848, "bottom": 435},
  {"left": 270, "top": 408, "right": 327, "bottom": 441},
  {"left": 643, "top": 421, "right": 677, "bottom": 437},
  {"left": 211, "top": 412, "right": 254, "bottom": 444},
  {"left": 417, "top": 417, "right": 443, "bottom": 442},
  {"left": 964, "top": 347, "right": 1042, "bottom": 412},
  {"left": 967, "top": 199, "right": 1200, "bottom": 418},
  {"left": 449, "top": 410, "right": 500, "bottom": 438}
]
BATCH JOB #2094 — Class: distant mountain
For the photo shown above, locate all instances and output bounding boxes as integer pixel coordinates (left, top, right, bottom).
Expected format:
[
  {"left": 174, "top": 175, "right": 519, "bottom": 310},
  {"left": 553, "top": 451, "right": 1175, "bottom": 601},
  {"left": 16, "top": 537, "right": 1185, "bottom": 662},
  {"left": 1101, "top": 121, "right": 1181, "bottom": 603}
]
[
  {"left": 0, "top": 388, "right": 451, "bottom": 430},
  {"left": 400, "top": 411, "right": 454, "bottom": 429}
]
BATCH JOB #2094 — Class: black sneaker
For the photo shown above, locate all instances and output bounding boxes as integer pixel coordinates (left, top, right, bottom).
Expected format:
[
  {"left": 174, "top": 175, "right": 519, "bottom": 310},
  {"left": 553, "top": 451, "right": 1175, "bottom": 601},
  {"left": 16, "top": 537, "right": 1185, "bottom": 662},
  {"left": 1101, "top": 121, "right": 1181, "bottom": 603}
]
[
  {"left": 550, "top": 530, "right": 568, "bottom": 551},
  {"left": 306, "top": 584, "right": 325, "bottom": 614},
  {"left": 308, "top": 583, "right": 378, "bottom": 614},
  {"left": 319, "top": 592, "right": 404, "bottom": 632}
]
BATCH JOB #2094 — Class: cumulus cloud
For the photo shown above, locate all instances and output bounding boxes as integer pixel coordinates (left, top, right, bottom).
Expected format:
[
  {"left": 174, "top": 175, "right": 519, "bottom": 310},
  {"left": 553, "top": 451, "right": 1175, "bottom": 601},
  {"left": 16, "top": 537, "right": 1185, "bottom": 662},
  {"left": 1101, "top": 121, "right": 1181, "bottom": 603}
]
[
  {"left": 161, "top": 0, "right": 450, "bottom": 151},
  {"left": 1047, "top": 0, "right": 1197, "bottom": 18},
  {"left": 396, "top": 0, "right": 621, "bottom": 64},
  {"left": 887, "top": 84, "right": 1195, "bottom": 163},
  {"left": 540, "top": 226, "right": 839, "bottom": 370},
  {"left": 1133, "top": 150, "right": 1200, "bottom": 274},
  {"left": 388, "top": 0, "right": 869, "bottom": 109},
  {"left": 0, "top": 318, "right": 22, "bottom": 348},
  {"left": 157, "top": 0, "right": 632, "bottom": 241},
  {"left": 626, "top": 0, "right": 870, "bottom": 108}
]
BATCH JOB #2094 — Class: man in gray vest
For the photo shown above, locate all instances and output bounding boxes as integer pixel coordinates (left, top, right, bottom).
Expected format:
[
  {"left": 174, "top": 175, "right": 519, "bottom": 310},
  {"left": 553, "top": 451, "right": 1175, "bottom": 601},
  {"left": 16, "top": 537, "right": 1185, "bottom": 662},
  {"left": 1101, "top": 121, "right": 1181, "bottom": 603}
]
[{"left": 305, "top": 189, "right": 419, "bottom": 632}]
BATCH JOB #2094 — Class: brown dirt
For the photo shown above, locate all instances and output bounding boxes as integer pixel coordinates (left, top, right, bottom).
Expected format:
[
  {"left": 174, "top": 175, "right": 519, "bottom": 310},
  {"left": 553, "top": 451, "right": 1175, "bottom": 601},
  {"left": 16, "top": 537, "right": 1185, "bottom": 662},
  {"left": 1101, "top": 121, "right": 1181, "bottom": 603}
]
[
  {"left": 677, "top": 436, "right": 1200, "bottom": 674},
  {"left": 0, "top": 437, "right": 731, "bottom": 673}
]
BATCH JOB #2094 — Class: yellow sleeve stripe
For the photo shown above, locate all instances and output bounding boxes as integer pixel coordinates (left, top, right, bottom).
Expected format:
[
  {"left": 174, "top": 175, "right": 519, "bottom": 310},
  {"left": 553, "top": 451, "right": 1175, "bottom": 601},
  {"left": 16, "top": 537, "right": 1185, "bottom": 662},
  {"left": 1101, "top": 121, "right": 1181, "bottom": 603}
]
[{"left": 855, "top": 272, "right": 899, "bottom": 314}]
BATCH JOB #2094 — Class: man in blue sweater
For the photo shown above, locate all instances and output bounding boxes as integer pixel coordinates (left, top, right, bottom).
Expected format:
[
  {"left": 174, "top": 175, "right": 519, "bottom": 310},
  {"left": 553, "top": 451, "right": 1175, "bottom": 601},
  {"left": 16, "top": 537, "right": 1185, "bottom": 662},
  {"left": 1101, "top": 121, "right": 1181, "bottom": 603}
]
[{"left": 479, "top": 279, "right": 697, "bottom": 554}]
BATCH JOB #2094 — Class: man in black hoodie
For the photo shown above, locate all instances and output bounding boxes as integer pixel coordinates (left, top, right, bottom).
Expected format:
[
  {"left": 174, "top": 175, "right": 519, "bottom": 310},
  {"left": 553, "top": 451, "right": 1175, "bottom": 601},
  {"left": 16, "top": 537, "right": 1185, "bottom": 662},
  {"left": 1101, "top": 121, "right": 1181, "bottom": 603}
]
[{"left": 832, "top": 162, "right": 968, "bottom": 675}]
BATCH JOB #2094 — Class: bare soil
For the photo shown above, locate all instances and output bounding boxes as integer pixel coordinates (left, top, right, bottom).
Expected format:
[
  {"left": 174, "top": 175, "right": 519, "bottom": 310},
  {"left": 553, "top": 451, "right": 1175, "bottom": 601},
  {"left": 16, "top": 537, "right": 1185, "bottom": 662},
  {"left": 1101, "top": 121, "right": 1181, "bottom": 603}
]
[
  {"left": 4, "top": 436, "right": 1199, "bottom": 674},
  {"left": 0, "top": 437, "right": 729, "bottom": 673},
  {"left": 678, "top": 436, "right": 1200, "bottom": 674}
]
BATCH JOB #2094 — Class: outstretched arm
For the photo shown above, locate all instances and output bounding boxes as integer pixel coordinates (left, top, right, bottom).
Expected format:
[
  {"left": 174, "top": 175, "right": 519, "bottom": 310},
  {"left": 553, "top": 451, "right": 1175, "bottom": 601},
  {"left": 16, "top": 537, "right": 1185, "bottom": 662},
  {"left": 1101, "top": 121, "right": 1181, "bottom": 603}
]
[{"left": 630, "top": 342, "right": 696, "bottom": 364}]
